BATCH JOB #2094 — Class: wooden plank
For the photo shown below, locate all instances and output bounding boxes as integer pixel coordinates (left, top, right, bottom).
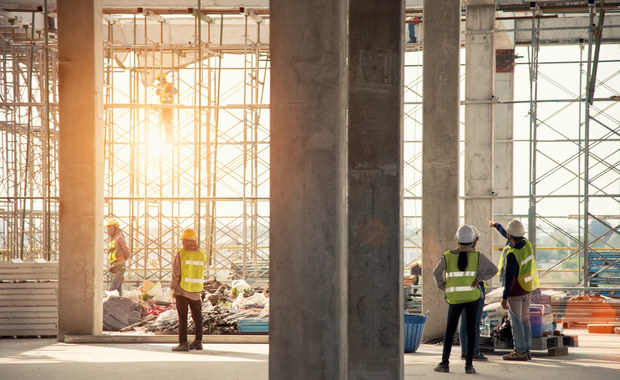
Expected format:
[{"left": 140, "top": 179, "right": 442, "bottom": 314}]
[
  {"left": 0, "top": 282, "right": 58, "bottom": 289},
  {"left": 0, "top": 274, "right": 59, "bottom": 281},
  {"left": 0, "top": 299, "right": 57, "bottom": 306},
  {"left": 0, "top": 329, "right": 57, "bottom": 337},
  {"left": 0, "top": 294, "right": 58, "bottom": 301},
  {"left": 0, "top": 317, "right": 57, "bottom": 325},
  {"left": 0, "top": 268, "right": 58, "bottom": 273},
  {"left": 0, "top": 263, "right": 58, "bottom": 269},
  {"left": 0, "top": 311, "right": 57, "bottom": 320},
  {"left": 0, "top": 288, "right": 58, "bottom": 295},
  {"left": 0, "top": 263, "right": 59, "bottom": 281},
  {"left": 0, "top": 306, "right": 57, "bottom": 313},
  {"left": 0, "top": 323, "right": 58, "bottom": 332}
]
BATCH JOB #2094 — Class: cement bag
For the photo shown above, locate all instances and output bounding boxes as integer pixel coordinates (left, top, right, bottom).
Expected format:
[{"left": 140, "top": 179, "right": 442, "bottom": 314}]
[{"left": 103, "top": 296, "right": 145, "bottom": 331}]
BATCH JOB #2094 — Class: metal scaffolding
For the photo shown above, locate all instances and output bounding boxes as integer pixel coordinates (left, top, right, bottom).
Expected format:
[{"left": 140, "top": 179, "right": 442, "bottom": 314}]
[
  {"left": 101, "top": 11, "right": 270, "bottom": 287},
  {"left": 0, "top": 14, "right": 58, "bottom": 263},
  {"left": 0, "top": 10, "right": 270, "bottom": 288},
  {"left": 0, "top": 5, "right": 617, "bottom": 293},
  {"left": 403, "top": 4, "right": 620, "bottom": 291}
]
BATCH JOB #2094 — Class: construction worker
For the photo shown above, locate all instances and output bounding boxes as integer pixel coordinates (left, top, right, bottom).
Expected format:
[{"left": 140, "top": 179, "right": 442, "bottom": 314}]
[
  {"left": 433, "top": 225, "right": 498, "bottom": 375},
  {"left": 407, "top": 15, "right": 422, "bottom": 43},
  {"left": 155, "top": 72, "right": 177, "bottom": 141},
  {"left": 106, "top": 219, "right": 130, "bottom": 296},
  {"left": 171, "top": 228, "right": 207, "bottom": 351},
  {"left": 489, "top": 218, "right": 539, "bottom": 361}
]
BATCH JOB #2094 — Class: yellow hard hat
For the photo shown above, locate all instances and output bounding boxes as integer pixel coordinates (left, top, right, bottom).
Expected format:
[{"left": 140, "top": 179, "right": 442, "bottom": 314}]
[
  {"left": 181, "top": 228, "right": 197, "bottom": 240},
  {"left": 106, "top": 218, "right": 119, "bottom": 227}
]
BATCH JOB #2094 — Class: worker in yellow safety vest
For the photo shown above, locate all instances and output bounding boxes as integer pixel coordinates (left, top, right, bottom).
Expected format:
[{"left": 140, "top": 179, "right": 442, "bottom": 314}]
[
  {"left": 433, "top": 225, "right": 498, "bottom": 375},
  {"left": 489, "top": 218, "right": 539, "bottom": 361},
  {"left": 106, "top": 218, "right": 130, "bottom": 296},
  {"left": 171, "top": 228, "right": 207, "bottom": 351},
  {"left": 155, "top": 72, "right": 177, "bottom": 141}
]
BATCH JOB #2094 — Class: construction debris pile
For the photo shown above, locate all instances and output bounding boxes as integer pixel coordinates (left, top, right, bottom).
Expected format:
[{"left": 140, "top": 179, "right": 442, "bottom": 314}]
[{"left": 103, "top": 278, "right": 269, "bottom": 335}]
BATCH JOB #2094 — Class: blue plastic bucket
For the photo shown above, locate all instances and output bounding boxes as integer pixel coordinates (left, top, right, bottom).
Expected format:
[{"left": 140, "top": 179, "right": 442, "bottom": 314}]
[
  {"left": 530, "top": 305, "right": 543, "bottom": 338},
  {"left": 404, "top": 313, "right": 427, "bottom": 353}
]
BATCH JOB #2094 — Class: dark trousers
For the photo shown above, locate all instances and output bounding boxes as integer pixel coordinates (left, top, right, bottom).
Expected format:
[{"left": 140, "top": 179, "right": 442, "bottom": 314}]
[
  {"left": 442, "top": 298, "right": 481, "bottom": 367},
  {"left": 175, "top": 295, "right": 203, "bottom": 343}
]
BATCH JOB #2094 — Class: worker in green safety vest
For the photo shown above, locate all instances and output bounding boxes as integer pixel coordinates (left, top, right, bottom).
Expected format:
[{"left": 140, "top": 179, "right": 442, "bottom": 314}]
[
  {"left": 433, "top": 225, "right": 498, "bottom": 375},
  {"left": 171, "top": 228, "right": 208, "bottom": 352},
  {"left": 489, "top": 218, "right": 539, "bottom": 361},
  {"left": 106, "top": 218, "right": 130, "bottom": 296}
]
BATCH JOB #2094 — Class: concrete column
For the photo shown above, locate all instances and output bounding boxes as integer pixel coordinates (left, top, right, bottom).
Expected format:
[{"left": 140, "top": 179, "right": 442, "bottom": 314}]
[
  {"left": 57, "top": 0, "right": 104, "bottom": 340},
  {"left": 348, "top": 1, "right": 404, "bottom": 379},
  {"left": 269, "top": 1, "right": 348, "bottom": 379},
  {"left": 493, "top": 49, "right": 516, "bottom": 275},
  {"left": 422, "top": 0, "right": 462, "bottom": 339},
  {"left": 464, "top": 1, "right": 495, "bottom": 265}
]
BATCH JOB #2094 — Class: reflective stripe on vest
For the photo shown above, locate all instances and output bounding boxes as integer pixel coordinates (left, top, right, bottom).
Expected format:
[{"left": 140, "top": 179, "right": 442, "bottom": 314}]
[
  {"left": 179, "top": 249, "right": 207, "bottom": 292},
  {"left": 508, "top": 239, "right": 539, "bottom": 292},
  {"left": 443, "top": 250, "right": 481, "bottom": 304},
  {"left": 108, "top": 239, "right": 117, "bottom": 264}
]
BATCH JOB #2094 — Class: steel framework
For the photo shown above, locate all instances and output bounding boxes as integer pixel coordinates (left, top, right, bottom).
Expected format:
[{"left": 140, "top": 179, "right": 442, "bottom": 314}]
[
  {"left": 0, "top": 6, "right": 618, "bottom": 292},
  {"left": 403, "top": 5, "right": 620, "bottom": 291}
]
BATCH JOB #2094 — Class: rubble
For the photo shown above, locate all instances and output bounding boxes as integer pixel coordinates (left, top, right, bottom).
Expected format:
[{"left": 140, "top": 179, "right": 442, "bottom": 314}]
[{"left": 104, "top": 279, "right": 269, "bottom": 335}]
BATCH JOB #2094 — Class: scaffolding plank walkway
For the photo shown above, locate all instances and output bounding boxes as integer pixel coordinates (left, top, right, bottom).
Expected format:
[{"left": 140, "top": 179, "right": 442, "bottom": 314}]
[{"left": 0, "top": 262, "right": 58, "bottom": 337}]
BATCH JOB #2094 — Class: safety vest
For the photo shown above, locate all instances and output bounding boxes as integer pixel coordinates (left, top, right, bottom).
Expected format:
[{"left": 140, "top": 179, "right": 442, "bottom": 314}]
[
  {"left": 507, "top": 239, "right": 539, "bottom": 292},
  {"left": 497, "top": 245, "right": 510, "bottom": 284},
  {"left": 443, "top": 250, "right": 481, "bottom": 304},
  {"left": 160, "top": 82, "right": 173, "bottom": 103},
  {"left": 108, "top": 239, "right": 118, "bottom": 264},
  {"left": 179, "top": 249, "right": 207, "bottom": 292}
]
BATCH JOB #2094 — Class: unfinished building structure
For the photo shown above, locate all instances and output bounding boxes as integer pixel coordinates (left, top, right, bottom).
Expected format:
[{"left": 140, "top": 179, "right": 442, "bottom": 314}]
[{"left": 0, "top": 0, "right": 619, "bottom": 377}]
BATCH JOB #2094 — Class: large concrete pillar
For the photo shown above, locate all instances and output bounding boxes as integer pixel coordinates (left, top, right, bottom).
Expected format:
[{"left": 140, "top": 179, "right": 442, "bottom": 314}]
[
  {"left": 464, "top": 1, "right": 495, "bottom": 265},
  {"left": 269, "top": 1, "right": 348, "bottom": 379},
  {"left": 493, "top": 48, "right": 516, "bottom": 275},
  {"left": 348, "top": 1, "right": 404, "bottom": 378},
  {"left": 422, "top": 0, "right": 462, "bottom": 339},
  {"left": 57, "top": 0, "right": 104, "bottom": 340}
]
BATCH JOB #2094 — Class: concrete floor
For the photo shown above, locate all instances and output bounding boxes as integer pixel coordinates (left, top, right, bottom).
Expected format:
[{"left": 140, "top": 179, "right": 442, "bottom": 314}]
[{"left": 1, "top": 329, "right": 619, "bottom": 380}]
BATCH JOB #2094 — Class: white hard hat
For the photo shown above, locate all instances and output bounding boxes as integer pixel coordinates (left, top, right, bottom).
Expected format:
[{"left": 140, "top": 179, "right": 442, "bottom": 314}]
[
  {"left": 506, "top": 219, "right": 525, "bottom": 238},
  {"left": 455, "top": 224, "right": 479, "bottom": 244}
]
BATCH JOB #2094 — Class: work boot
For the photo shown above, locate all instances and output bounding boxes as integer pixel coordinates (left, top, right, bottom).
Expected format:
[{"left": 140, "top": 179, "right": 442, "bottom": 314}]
[
  {"left": 465, "top": 365, "right": 476, "bottom": 374},
  {"left": 503, "top": 350, "right": 528, "bottom": 361},
  {"left": 526, "top": 351, "right": 532, "bottom": 360},
  {"left": 433, "top": 362, "right": 449, "bottom": 373},
  {"left": 189, "top": 340, "right": 203, "bottom": 350},
  {"left": 171, "top": 342, "right": 189, "bottom": 352},
  {"left": 473, "top": 353, "right": 488, "bottom": 361}
]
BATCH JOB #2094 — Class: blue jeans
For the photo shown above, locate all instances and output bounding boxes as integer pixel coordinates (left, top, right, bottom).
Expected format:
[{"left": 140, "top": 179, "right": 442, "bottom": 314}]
[
  {"left": 508, "top": 293, "right": 532, "bottom": 353},
  {"left": 459, "top": 284, "right": 485, "bottom": 355},
  {"left": 408, "top": 23, "right": 416, "bottom": 41}
]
